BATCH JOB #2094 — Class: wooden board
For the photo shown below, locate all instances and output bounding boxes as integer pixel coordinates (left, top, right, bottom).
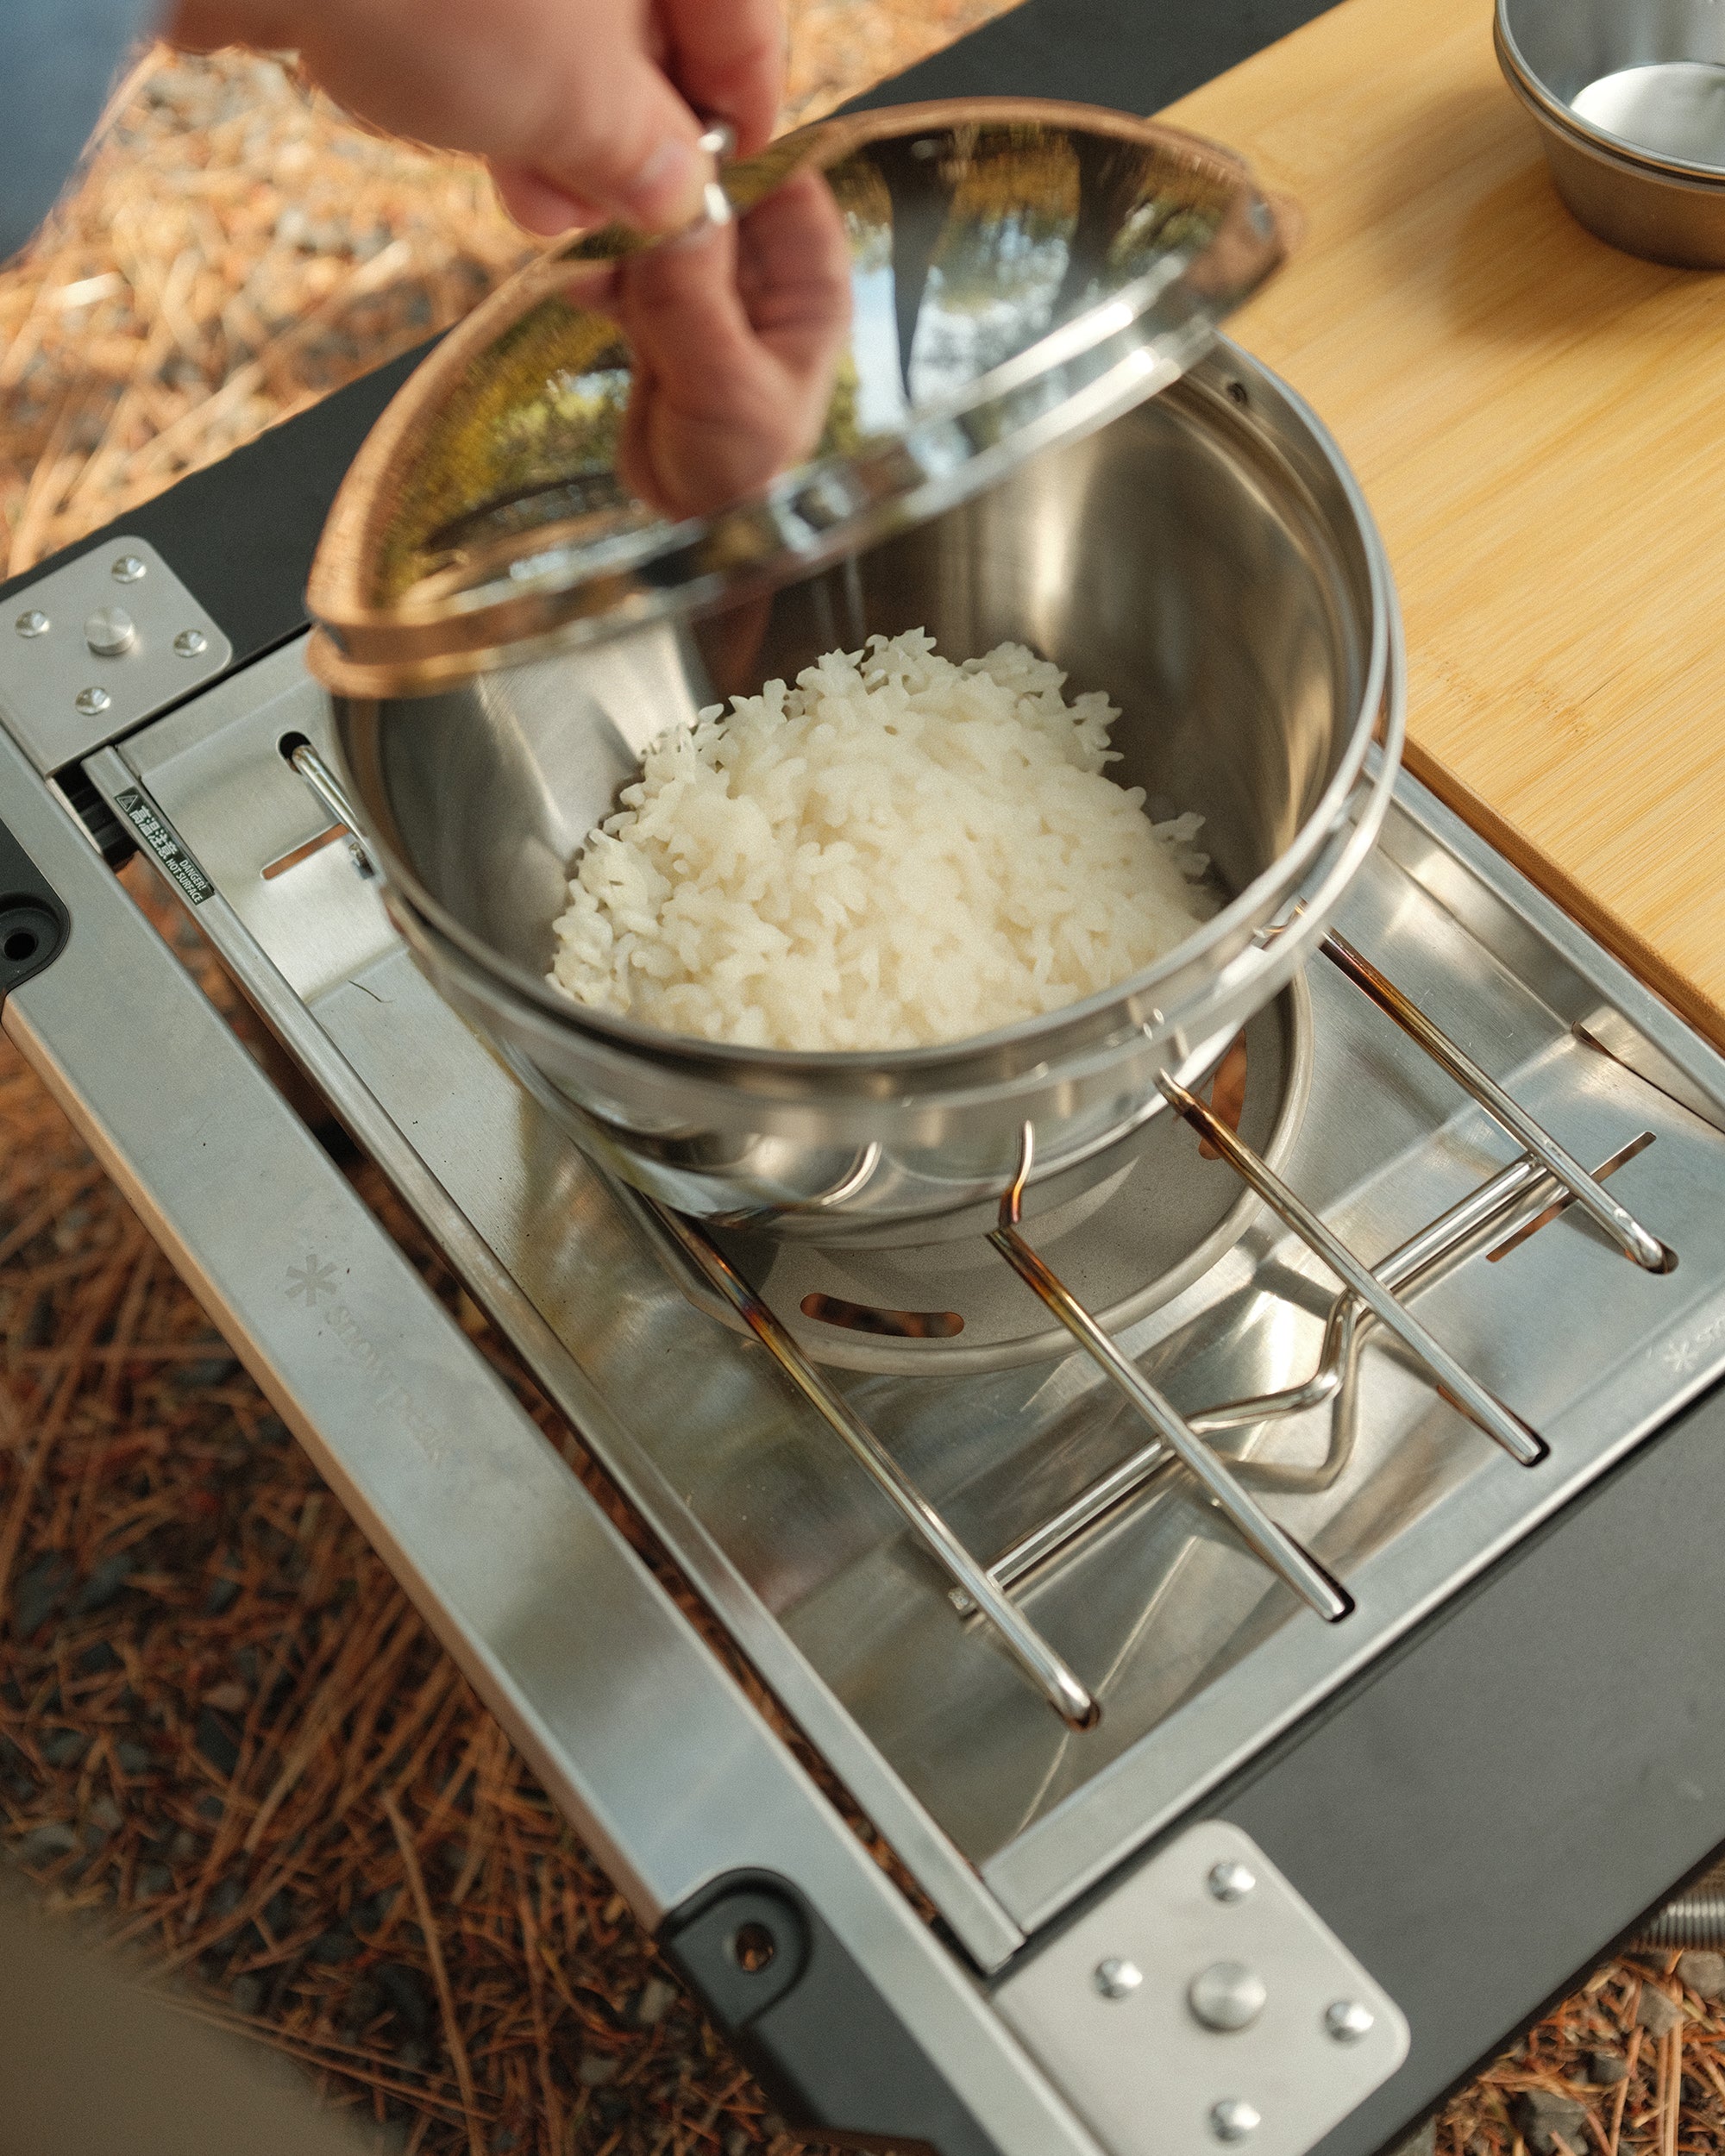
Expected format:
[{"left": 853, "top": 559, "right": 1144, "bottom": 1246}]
[{"left": 1163, "top": 0, "right": 1725, "bottom": 1043}]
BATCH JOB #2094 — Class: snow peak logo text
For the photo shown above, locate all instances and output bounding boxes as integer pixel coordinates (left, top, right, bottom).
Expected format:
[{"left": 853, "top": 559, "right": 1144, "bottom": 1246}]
[
  {"left": 1662, "top": 1309, "right": 1725, "bottom": 1380},
  {"left": 283, "top": 1253, "right": 444, "bottom": 1463}
]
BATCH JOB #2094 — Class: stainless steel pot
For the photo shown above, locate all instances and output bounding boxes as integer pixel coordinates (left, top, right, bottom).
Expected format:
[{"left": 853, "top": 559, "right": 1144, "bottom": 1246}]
[{"left": 333, "top": 339, "right": 1403, "bottom": 1240}]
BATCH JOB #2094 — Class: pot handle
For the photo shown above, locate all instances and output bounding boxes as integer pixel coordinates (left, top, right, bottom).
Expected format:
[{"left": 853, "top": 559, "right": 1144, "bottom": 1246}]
[{"left": 282, "top": 731, "right": 376, "bottom": 879}]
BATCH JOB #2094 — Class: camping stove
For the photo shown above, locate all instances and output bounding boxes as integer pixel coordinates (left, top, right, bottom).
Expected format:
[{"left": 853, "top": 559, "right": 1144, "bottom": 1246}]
[{"left": 6, "top": 536, "right": 1725, "bottom": 2156}]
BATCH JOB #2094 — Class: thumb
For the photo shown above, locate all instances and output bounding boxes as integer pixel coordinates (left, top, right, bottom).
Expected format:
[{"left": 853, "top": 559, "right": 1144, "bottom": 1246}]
[{"left": 529, "top": 32, "right": 714, "bottom": 235}]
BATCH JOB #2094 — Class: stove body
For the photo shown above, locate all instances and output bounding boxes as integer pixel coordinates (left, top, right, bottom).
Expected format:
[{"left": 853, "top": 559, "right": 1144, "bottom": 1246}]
[
  {"left": 9, "top": 12, "right": 1725, "bottom": 2154},
  {"left": 5, "top": 544, "right": 1725, "bottom": 2156},
  {"left": 67, "top": 619, "right": 1725, "bottom": 1915}
]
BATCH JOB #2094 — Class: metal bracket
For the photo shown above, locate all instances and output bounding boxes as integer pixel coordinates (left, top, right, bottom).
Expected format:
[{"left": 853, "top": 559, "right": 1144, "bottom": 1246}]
[
  {"left": 0, "top": 536, "right": 231, "bottom": 773},
  {"left": 995, "top": 1821, "right": 1408, "bottom": 2156},
  {"left": 662, "top": 1868, "right": 1008, "bottom": 2156}
]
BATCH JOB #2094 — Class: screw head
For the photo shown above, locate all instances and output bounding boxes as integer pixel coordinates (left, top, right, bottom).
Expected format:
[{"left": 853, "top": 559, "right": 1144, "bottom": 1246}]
[
  {"left": 1211, "top": 2098, "right": 1262, "bottom": 2142},
  {"left": 1189, "top": 1960, "right": 1268, "bottom": 2033},
  {"left": 14, "top": 609, "right": 48, "bottom": 638},
  {"left": 85, "top": 605, "right": 135, "bottom": 657},
  {"left": 1093, "top": 1957, "right": 1144, "bottom": 2001},
  {"left": 1325, "top": 1999, "right": 1376, "bottom": 2044},
  {"left": 173, "top": 627, "right": 209, "bottom": 658},
  {"left": 74, "top": 686, "right": 112, "bottom": 718},
  {"left": 111, "top": 554, "right": 147, "bottom": 583},
  {"left": 1208, "top": 1859, "right": 1257, "bottom": 1903}
]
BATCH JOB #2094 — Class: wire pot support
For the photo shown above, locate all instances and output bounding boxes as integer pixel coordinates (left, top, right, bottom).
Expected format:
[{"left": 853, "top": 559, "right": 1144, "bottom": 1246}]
[{"left": 650, "top": 942, "right": 1673, "bottom": 1727}]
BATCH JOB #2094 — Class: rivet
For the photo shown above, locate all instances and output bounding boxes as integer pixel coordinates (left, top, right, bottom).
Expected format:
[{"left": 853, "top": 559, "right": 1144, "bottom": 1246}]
[
  {"left": 1325, "top": 1999, "right": 1375, "bottom": 2044},
  {"left": 75, "top": 686, "right": 112, "bottom": 717},
  {"left": 1189, "top": 1960, "right": 1268, "bottom": 2033},
  {"left": 85, "top": 605, "right": 136, "bottom": 657},
  {"left": 1211, "top": 2097, "right": 1261, "bottom": 2142},
  {"left": 173, "top": 628, "right": 209, "bottom": 658},
  {"left": 1208, "top": 1859, "right": 1257, "bottom": 1903},
  {"left": 111, "top": 554, "right": 147, "bottom": 583},
  {"left": 14, "top": 609, "right": 48, "bottom": 638},
  {"left": 1093, "top": 1957, "right": 1143, "bottom": 2001}
]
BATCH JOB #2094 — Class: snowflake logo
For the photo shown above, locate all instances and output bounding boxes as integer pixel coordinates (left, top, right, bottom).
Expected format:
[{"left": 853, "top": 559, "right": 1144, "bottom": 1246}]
[
  {"left": 285, "top": 1254, "right": 340, "bottom": 1307},
  {"left": 1664, "top": 1335, "right": 1702, "bottom": 1377}
]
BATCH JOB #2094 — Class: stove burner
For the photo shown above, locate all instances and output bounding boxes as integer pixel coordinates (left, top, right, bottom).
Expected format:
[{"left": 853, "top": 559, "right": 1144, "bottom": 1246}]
[{"left": 713, "top": 978, "right": 1314, "bottom": 1376}]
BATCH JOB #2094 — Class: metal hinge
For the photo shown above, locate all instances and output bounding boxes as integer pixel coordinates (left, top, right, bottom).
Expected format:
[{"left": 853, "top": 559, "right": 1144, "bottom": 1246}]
[
  {"left": 0, "top": 537, "right": 230, "bottom": 773},
  {"left": 995, "top": 1821, "right": 1410, "bottom": 2156}
]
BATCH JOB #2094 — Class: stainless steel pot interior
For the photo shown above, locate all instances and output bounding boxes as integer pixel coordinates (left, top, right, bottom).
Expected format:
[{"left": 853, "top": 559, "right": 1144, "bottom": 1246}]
[{"left": 335, "top": 342, "right": 1401, "bottom": 1238}]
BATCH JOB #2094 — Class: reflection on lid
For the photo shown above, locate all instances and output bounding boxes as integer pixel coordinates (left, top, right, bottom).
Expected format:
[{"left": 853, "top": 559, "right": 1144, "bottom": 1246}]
[{"left": 308, "top": 100, "right": 1292, "bottom": 698}]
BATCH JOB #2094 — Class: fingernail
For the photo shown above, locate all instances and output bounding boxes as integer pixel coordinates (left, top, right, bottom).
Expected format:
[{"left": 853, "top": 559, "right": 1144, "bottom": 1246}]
[{"left": 622, "top": 138, "right": 712, "bottom": 233}]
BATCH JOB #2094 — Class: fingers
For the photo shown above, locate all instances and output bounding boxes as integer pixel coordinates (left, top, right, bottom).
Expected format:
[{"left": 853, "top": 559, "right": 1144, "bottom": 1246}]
[
  {"left": 489, "top": 162, "right": 609, "bottom": 238},
  {"left": 618, "top": 222, "right": 757, "bottom": 393},
  {"left": 507, "top": 3, "right": 717, "bottom": 235},
  {"left": 656, "top": 0, "right": 786, "bottom": 156},
  {"left": 254, "top": 0, "right": 718, "bottom": 236},
  {"left": 733, "top": 172, "right": 853, "bottom": 360},
  {"left": 169, "top": 0, "right": 779, "bottom": 237},
  {"left": 614, "top": 220, "right": 794, "bottom": 512},
  {"left": 612, "top": 184, "right": 851, "bottom": 517},
  {"left": 166, "top": 0, "right": 301, "bottom": 48}
]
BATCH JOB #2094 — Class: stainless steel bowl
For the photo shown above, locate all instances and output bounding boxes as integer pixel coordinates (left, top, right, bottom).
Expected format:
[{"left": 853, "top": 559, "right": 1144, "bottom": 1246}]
[
  {"left": 335, "top": 340, "right": 1402, "bottom": 1242},
  {"left": 1497, "top": 0, "right": 1725, "bottom": 266}
]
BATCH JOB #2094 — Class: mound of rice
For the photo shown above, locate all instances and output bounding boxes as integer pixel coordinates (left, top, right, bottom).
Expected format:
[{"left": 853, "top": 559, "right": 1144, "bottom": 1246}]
[{"left": 548, "top": 630, "right": 1215, "bottom": 1051}]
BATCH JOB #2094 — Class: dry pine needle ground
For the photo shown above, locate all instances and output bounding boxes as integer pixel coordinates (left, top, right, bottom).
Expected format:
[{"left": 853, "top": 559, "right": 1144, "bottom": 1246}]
[{"left": 0, "top": 10, "right": 1714, "bottom": 2155}]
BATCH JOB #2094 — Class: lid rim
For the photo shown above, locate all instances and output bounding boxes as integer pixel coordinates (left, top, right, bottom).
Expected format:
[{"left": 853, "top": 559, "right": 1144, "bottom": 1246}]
[
  {"left": 309, "top": 319, "right": 1214, "bottom": 694},
  {"left": 305, "top": 96, "right": 1293, "bottom": 698}
]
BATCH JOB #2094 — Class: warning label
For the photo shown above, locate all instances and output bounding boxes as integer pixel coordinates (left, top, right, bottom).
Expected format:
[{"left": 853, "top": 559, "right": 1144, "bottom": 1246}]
[{"left": 116, "top": 787, "right": 213, "bottom": 906}]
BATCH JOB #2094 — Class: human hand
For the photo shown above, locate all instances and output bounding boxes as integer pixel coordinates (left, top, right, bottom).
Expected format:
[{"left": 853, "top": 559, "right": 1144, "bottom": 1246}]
[
  {"left": 165, "top": 0, "right": 784, "bottom": 235},
  {"left": 609, "top": 169, "right": 852, "bottom": 517}
]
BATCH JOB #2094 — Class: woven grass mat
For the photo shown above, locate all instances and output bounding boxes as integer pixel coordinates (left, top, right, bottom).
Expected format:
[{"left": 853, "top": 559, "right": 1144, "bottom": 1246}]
[{"left": 2, "top": 11, "right": 1722, "bottom": 2154}]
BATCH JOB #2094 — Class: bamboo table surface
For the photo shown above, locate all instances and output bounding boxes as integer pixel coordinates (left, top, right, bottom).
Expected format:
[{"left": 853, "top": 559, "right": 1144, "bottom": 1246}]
[{"left": 1164, "top": 0, "right": 1725, "bottom": 1045}]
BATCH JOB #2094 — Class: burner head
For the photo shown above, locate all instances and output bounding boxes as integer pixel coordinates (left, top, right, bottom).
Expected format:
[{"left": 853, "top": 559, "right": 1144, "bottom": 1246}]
[{"left": 705, "top": 977, "right": 1312, "bottom": 1372}]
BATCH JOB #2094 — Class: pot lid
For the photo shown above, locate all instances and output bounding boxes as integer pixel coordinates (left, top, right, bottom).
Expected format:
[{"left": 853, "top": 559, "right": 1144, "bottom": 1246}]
[{"left": 306, "top": 98, "right": 1294, "bottom": 699}]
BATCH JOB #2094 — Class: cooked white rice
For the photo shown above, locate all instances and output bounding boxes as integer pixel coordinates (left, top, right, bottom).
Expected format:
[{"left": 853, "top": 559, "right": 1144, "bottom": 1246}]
[{"left": 549, "top": 630, "right": 1216, "bottom": 1052}]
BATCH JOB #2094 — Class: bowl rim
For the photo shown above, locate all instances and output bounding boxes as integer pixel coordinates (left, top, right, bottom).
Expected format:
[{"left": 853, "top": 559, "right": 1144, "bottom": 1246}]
[{"left": 1495, "top": 0, "right": 1725, "bottom": 186}]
